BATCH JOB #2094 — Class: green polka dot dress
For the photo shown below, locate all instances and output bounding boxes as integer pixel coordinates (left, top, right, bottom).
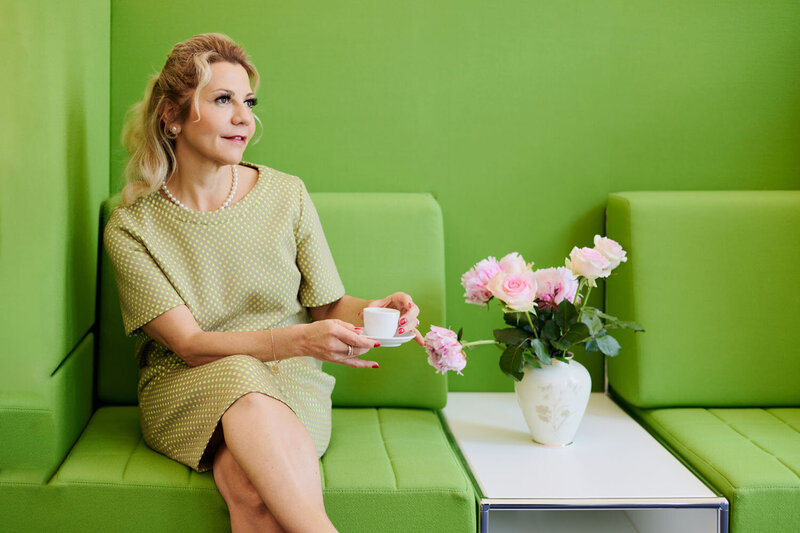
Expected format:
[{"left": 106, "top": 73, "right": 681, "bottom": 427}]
[{"left": 103, "top": 162, "right": 345, "bottom": 472}]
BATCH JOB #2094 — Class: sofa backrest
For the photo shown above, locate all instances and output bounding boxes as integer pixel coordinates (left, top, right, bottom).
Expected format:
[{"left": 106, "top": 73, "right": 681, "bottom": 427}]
[
  {"left": 605, "top": 191, "right": 800, "bottom": 408},
  {"left": 97, "top": 192, "right": 447, "bottom": 409}
]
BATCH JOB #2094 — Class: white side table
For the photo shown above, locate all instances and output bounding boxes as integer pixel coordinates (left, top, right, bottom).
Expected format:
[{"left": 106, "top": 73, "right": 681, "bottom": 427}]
[{"left": 441, "top": 392, "right": 728, "bottom": 533}]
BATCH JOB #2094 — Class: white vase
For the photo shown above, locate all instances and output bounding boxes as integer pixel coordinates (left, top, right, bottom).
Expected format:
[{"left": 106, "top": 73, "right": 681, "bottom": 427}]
[{"left": 513, "top": 358, "right": 592, "bottom": 446}]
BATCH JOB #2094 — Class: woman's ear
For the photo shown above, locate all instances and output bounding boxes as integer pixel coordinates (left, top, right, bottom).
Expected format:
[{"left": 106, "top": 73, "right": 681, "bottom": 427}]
[{"left": 159, "top": 100, "right": 179, "bottom": 129}]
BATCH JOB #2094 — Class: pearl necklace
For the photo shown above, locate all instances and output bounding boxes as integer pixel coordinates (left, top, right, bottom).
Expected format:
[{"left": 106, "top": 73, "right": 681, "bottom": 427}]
[{"left": 162, "top": 165, "right": 238, "bottom": 212}]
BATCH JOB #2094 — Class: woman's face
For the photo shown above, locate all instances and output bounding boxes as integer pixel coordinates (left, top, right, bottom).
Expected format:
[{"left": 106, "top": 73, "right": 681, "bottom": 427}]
[{"left": 175, "top": 61, "right": 257, "bottom": 167}]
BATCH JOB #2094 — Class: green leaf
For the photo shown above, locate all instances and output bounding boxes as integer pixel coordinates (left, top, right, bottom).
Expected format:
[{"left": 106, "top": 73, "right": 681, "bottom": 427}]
[
  {"left": 503, "top": 312, "right": 521, "bottom": 328},
  {"left": 530, "top": 339, "right": 552, "bottom": 365},
  {"left": 585, "top": 340, "right": 600, "bottom": 353},
  {"left": 541, "top": 320, "right": 560, "bottom": 341},
  {"left": 560, "top": 322, "right": 591, "bottom": 345},
  {"left": 580, "top": 313, "right": 603, "bottom": 336},
  {"left": 593, "top": 310, "right": 619, "bottom": 322},
  {"left": 551, "top": 338, "right": 570, "bottom": 351},
  {"left": 606, "top": 321, "right": 645, "bottom": 332},
  {"left": 522, "top": 351, "right": 542, "bottom": 368},
  {"left": 596, "top": 334, "right": 621, "bottom": 356},
  {"left": 503, "top": 312, "right": 534, "bottom": 333},
  {"left": 456, "top": 327, "right": 463, "bottom": 341},
  {"left": 493, "top": 327, "right": 530, "bottom": 346},
  {"left": 499, "top": 345, "right": 525, "bottom": 381},
  {"left": 555, "top": 300, "right": 578, "bottom": 329},
  {"left": 522, "top": 351, "right": 538, "bottom": 367}
]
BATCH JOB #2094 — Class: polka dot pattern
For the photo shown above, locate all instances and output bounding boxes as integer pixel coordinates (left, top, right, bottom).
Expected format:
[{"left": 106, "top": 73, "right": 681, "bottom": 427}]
[{"left": 103, "top": 162, "right": 345, "bottom": 472}]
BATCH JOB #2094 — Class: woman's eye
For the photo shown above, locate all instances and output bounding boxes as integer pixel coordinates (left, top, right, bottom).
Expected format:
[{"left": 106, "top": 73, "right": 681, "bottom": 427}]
[
  {"left": 245, "top": 98, "right": 258, "bottom": 109},
  {"left": 215, "top": 95, "right": 231, "bottom": 104}
]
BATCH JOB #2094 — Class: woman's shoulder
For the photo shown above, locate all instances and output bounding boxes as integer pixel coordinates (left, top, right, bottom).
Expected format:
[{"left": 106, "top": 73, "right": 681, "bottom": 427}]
[
  {"left": 242, "top": 162, "right": 306, "bottom": 203},
  {"left": 103, "top": 193, "right": 159, "bottom": 246},
  {"left": 106, "top": 198, "right": 148, "bottom": 229},
  {"left": 244, "top": 162, "right": 308, "bottom": 198}
]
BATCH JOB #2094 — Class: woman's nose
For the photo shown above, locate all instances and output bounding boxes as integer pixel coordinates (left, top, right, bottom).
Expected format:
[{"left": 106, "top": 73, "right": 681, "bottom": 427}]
[{"left": 232, "top": 102, "right": 251, "bottom": 126}]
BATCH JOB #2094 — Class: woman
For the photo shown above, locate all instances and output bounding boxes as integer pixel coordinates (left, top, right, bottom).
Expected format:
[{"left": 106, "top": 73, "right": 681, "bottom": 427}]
[{"left": 104, "top": 33, "right": 423, "bottom": 533}]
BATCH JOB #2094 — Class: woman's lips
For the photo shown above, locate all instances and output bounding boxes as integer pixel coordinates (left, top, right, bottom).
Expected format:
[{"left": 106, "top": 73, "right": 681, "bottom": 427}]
[{"left": 223, "top": 135, "right": 247, "bottom": 145}]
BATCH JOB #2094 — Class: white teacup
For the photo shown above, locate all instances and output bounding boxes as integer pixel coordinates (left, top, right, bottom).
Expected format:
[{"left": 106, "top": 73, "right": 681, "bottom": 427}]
[{"left": 363, "top": 308, "right": 400, "bottom": 338}]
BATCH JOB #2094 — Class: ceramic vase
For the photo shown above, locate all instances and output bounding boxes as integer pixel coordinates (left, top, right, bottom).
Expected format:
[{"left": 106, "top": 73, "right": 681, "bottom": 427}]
[{"left": 513, "top": 358, "right": 592, "bottom": 446}]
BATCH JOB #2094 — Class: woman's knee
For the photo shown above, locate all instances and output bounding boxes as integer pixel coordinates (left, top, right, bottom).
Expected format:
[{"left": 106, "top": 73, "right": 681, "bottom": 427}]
[
  {"left": 224, "top": 392, "right": 295, "bottom": 425},
  {"left": 222, "top": 393, "right": 316, "bottom": 458}
]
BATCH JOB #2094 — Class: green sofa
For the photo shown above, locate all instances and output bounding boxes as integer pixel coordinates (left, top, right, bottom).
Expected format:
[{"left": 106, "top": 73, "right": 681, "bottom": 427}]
[
  {"left": 605, "top": 191, "right": 800, "bottom": 533},
  {"left": 0, "top": 191, "right": 477, "bottom": 532}
]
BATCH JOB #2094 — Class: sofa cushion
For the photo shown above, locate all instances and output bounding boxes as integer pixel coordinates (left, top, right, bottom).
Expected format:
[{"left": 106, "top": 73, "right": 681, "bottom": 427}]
[
  {"left": 624, "top": 402, "right": 800, "bottom": 533},
  {"left": 606, "top": 190, "right": 800, "bottom": 407},
  {"left": 97, "top": 191, "right": 447, "bottom": 410},
  {"left": 0, "top": 334, "right": 94, "bottom": 484},
  {"left": 48, "top": 406, "right": 476, "bottom": 532}
]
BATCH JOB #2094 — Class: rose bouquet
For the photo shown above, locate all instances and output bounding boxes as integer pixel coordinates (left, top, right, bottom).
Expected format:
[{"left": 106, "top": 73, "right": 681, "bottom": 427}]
[{"left": 425, "top": 236, "right": 644, "bottom": 380}]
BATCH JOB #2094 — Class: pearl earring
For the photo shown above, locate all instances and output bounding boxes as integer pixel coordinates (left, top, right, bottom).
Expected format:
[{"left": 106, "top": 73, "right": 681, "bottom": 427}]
[{"left": 171, "top": 126, "right": 178, "bottom": 134}]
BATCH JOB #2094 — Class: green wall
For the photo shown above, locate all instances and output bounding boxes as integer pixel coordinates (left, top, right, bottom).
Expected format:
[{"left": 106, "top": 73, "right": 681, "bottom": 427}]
[
  {"left": 0, "top": 0, "right": 109, "bottom": 399},
  {"left": 1, "top": 1, "right": 799, "bottom": 398},
  {"left": 110, "top": 0, "right": 800, "bottom": 392},
  {"left": 0, "top": 0, "right": 109, "bottom": 478}
]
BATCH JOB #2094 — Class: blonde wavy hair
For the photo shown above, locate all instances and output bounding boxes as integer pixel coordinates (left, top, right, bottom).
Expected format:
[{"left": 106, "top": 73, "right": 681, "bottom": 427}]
[{"left": 119, "top": 33, "right": 260, "bottom": 207}]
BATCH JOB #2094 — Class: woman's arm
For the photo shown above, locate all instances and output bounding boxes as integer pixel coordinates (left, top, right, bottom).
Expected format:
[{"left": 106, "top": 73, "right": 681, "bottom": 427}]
[
  {"left": 183, "top": 325, "right": 306, "bottom": 367},
  {"left": 309, "top": 295, "right": 370, "bottom": 325},
  {"left": 143, "top": 304, "right": 377, "bottom": 368}
]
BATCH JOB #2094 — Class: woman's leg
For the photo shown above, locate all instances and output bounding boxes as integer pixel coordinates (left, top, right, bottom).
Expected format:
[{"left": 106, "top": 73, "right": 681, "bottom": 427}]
[
  {"left": 213, "top": 440, "right": 287, "bottom": 533},
  {"left": 221, "top": 392, "right": 337, "bottom": 533}
]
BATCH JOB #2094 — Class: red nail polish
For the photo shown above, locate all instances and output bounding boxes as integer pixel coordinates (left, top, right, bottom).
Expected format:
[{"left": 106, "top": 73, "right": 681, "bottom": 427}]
[
  {"left": 398, "top": 328, "right": 405, "bottom": 334},
  {"left": 372, "top": 364, "right": 380, "bottom": 369},
  {"left": 399, "top": 318, "right": 407, "bottom": 326},
  {"left": 374, "top": 342, "right": 381, "bottom": 347},
  {"left": 408, "top": 302, "right": 413, "bottom": 308}
]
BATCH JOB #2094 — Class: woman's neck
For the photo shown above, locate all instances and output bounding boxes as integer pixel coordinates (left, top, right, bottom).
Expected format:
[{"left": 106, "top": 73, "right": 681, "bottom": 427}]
[{"left": 165, "top": 148, "right": 235, "bottom": 212}]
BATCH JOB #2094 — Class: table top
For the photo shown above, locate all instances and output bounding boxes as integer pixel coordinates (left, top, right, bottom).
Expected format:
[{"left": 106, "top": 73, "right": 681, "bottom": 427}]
[{"left": 442, "top": 392, "right": 720, "bottom": 504}]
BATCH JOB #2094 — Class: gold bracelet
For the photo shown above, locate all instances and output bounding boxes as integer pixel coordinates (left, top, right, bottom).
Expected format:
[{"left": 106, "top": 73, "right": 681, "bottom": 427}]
[{"left": 269, "top": 328, "right": 279, "bottom": 374}]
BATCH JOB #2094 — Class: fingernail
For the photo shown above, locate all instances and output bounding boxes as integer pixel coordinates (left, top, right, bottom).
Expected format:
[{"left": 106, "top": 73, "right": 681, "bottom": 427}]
[
  {"left": 374, "top": 342, "right": 381, "bottom": 347},
  {"left": 397, "top": 328, "right": 405, "bottom": 334},
  {"left": 355, "top": 327, "right": 362, "bottom": 332},
  {"left": 372, "top": 364, "right": 380, "bottom": 369},
  {"left": 408, "top": 302, "right": 413, "bottom": 308},
  {"left": 399, "top": 318, "right": 407, "bottom": 326}
]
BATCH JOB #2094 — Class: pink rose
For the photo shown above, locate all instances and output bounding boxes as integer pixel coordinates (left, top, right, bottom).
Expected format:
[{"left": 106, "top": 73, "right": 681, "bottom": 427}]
[
  {"left": 565, "top": 246, "right": 611, "bottom": 286},
  {"left": 498, "top": 252, "right": 531, "bottom": 274},
  {"left": 424, "top": 326, "right": 467, "bottom": 375},
  {"left": 532, "top": 267, "right": 579, "bottom": 310},
  {"left": 486, "top": 270, "right": 538, "bottom": 312},
  {"left": 593, "top": 235, "right": 627, "bottom": 273},
  {"left": 460, "top": 257, "right": 504, "bottom": 306}
]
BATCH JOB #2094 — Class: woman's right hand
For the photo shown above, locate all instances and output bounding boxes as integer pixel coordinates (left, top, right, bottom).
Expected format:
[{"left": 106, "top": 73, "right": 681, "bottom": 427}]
[{"left": 299, "top": 319, "right": 380, "bottom": 368}]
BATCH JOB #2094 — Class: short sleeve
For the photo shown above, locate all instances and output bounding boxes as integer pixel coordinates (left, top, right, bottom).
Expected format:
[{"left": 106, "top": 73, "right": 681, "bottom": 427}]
[
  {"left": 103, "top": 213, "right": 186, "bottom": 337},
  {"left": 295, "top": 181, "right": 346, "bottom": 307}
]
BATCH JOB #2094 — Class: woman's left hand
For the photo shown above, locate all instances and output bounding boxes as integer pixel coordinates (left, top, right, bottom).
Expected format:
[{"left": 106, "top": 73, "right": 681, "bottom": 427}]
[{"left": 359, "top": 292, "right": 424, "bottom": 346}]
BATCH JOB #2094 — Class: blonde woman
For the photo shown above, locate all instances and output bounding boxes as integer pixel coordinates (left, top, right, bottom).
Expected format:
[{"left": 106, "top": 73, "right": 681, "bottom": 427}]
[{"left": 104, "top": 33, "right": 423, "bottom": 533}]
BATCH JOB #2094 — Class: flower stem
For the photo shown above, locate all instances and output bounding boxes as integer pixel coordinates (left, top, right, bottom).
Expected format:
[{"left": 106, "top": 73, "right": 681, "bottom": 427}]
[
  {"left": 573, "top": 278, "right": 584, "bottom": 306},
  {"left": 462, "top": 339, "right": 499, "bottom": 348},
  {"left": 577, "top": 284, "right": 593, "bottom": 322},
  {"left": 524, "top": 312, "right": 539, "bottom": 339}
]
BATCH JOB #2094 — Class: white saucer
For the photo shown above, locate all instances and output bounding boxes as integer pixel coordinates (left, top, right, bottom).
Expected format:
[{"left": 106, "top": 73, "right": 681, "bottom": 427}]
[{"left": 364, "top": 332, "right": 416, "bottom": 347}]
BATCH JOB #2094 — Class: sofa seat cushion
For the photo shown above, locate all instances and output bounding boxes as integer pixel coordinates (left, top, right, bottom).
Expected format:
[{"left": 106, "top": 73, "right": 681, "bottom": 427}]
[
  {"left": 53, "top": 406, "right": 476, "bottom": 532},
  {"left": 629, "top": 404, "right": 800, "bottom": 533}
]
